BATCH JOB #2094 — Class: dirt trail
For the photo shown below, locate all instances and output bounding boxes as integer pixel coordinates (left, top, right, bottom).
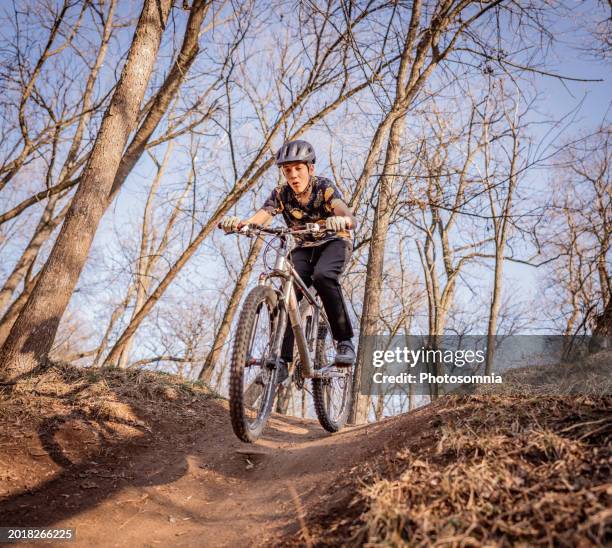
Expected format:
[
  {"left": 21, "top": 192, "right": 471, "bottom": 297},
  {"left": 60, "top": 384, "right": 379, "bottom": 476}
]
[
  {"left": 2, "top": 357, "right": 610, "bottom": 546},
  {"left": 0, "top": 392, "right": 431, "bottom": 547}
]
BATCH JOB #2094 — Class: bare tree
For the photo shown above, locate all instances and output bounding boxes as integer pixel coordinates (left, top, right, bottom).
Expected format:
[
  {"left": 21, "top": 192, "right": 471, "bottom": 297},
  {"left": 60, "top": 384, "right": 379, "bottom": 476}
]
[
  {"left": 0, "top": 0, "right": 117, "bottom": 320},
  {"left": 0, "top": 0, "right": 218, "bottom": 380},
  {"left": 481, "top": 82, "right": 524, "bottom": 374},
  {"left": 540, "top": 124, "right": 611, "bottom": 338},
  {"left": 349, "top": 0, "right": 571, "bottom": 421},
  {"left": 198, "top": 235, "right": 265, "bottom": 383},
  {"left": 114, "top": 142, "right": 196, "bottom": 368},
  {"left": 0, "top": 0, "right": 175, "bottom": 379},
  {"left": 103, "top": 0, "right": 396, "bottom": 366},
  {"left": 0, "top": 1, "right": 90, "bottom": 193},
  {"left": 349, "top": 0, "right": 526, "bottom": 423}
]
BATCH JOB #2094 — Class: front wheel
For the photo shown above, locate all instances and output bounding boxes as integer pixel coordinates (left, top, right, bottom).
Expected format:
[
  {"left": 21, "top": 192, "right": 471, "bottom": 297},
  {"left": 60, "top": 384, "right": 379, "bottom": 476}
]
[
  {"left": 312, "top": 317, "right": 353, "bottom": 433},
  {"left": 229, "top": 286, "right": 279, "bottom": 443}
]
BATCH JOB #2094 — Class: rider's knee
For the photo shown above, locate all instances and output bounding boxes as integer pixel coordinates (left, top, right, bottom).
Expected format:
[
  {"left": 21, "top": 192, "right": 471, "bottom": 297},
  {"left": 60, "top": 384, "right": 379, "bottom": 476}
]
[{"left": 312, "top": 269, "right": 339, "bottom": 287}]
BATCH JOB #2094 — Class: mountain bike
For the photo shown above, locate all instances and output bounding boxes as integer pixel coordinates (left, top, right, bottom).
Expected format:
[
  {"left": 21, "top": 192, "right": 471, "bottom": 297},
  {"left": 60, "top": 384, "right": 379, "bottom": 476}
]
[{"left": 220, "top": 222, "right": 353, "bottom": 443}]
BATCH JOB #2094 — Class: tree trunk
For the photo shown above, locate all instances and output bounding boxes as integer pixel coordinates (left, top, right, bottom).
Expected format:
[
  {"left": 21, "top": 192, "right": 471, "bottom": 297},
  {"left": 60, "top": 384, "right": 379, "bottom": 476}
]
[
  {"left": 485, "top": 243, "right": 504, "bottom": 374},
  {"left": 593, "top": 296, "right": 612, "bottom": 337},
  {"left": 243, "top": 381, "right": 263, "bottom": 408},
  {"left": 348, "top": 0, "right": 475, "bottom": 421},
  {"left": 116, "top": 143, "right": 175, "bottom": 368},
  {"left": 0, "top": 0, "right": 172, "bottom": 380},
  {"left": 275, "top": 385, "right": 292, "bottom": 414},
  {"left": 374, "top": 393, "right": 385, "bottom": 421},
  {"left": 486, "top": 105, "right": 518, "bottom": 375},
  {"left": 350, "top": 115, "right": 405, "bottom": 424},
  {"left": 589, "top": 296, "right": 612, "bottom": 353},
  {"left": 92, "top": 285, "right": 136, "bottom": 367},
  {"left": 109, "top": 0, "right": 211, "bottom": 201}
]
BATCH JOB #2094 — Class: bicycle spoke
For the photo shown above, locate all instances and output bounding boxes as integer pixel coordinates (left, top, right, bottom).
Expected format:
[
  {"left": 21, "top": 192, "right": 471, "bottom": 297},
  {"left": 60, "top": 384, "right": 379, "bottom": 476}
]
[{"left": 242, "top": 302, "right": 273, "bottom": 426}]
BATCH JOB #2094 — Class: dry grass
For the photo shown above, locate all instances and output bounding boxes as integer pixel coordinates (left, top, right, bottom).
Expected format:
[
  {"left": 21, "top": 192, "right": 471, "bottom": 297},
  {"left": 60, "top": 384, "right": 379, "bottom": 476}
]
[
  {"left": 0, "top": 360, "right": 217, "bottom": 429},
  {"left": 356, "top": 395, "right": 611, "bottom": 546},
  {"left": 296, "top": 354, "right": 611, "bottom": 547}
]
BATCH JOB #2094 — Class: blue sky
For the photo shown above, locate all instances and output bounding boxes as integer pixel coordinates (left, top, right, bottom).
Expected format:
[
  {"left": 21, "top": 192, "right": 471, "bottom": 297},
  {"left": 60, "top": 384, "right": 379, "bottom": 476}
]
[
  {"left": 1, "top": 1, "right": 610, "bottom": 367},
  {"left": 91, "top": 2, "right": 611, "bottom": 348}
]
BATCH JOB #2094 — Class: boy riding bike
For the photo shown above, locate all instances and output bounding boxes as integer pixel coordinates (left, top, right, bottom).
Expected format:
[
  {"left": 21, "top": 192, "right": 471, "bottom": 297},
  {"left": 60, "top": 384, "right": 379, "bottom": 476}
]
[{"left": 220, "top": 139, "right": 357, "bottom": 373}]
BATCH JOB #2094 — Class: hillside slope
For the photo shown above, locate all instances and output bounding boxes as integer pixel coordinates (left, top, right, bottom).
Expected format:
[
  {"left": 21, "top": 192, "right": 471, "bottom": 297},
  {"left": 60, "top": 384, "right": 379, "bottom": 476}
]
[{"left": 0, "top": 359, "right": 610, "bottom": 546}]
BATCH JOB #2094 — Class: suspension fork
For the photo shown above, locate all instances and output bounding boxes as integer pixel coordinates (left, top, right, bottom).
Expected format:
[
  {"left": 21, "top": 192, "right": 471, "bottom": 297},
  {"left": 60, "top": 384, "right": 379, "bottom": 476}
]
[
  {"left": 269, "top": 305, "right": 287, "bottom": 367},
  {"left": 256, "top": 276, "right": 310, "bottom": 376},
  {"left": 284, "top": 280, "right": 315, "bottom": 378}
]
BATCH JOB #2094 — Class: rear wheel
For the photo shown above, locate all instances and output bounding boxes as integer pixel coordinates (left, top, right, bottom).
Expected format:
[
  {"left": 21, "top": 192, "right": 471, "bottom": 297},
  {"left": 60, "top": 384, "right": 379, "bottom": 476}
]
[
  {"left": 229, "top": 286, "right": 279, "bottom": 443},
  {"left": 312, "top": 315, "right": 353, "bottom": 432}
]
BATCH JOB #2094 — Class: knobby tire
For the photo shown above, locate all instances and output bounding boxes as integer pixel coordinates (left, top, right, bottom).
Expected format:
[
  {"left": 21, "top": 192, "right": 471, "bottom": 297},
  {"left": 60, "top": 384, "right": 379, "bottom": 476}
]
[
  {"left": 229, "top": 286, "right": 279, "bottom": 443},
  {"left": 312, "top": 320, "right": 353, "bottom": 432}
]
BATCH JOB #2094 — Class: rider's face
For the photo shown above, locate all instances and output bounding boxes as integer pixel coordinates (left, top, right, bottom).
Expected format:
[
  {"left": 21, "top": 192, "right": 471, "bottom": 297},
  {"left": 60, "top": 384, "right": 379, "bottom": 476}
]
[{"left": 281, "top": 162, "right": 314, "bottom": 194}]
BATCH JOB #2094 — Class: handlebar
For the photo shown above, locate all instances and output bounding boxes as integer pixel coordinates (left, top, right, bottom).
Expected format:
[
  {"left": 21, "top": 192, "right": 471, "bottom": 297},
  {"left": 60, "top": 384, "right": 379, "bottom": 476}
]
[{"left": 217, "top": 221, "right": 334, "bottom": 236}]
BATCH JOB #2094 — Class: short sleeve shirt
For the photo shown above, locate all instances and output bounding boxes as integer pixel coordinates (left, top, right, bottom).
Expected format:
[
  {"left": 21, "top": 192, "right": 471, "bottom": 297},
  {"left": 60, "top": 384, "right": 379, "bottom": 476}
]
[{"left": 260, "top": 176, "right": 352, "bottom": 247}]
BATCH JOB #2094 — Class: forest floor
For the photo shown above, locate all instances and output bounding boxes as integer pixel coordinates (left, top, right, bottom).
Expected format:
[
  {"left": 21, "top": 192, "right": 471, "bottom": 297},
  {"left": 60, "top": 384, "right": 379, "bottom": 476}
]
[{"left": 0, "top": 354, "right": 610, "bottom": 547}]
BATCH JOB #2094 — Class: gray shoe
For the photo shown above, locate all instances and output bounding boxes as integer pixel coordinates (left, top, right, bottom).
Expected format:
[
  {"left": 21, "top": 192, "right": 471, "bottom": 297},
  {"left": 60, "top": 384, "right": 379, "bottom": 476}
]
[{"left": 335, "top": 340, "right": 355, "bottom": 367}]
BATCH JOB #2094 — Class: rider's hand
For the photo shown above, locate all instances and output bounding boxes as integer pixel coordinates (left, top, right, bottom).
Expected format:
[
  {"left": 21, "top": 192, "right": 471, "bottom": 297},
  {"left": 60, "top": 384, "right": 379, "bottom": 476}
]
[
  {"left": 220, "top": 215, "right": 243, "bottom": 233},
  {"left": 325, "top": 215, "right": 351, "bottom": 232}
]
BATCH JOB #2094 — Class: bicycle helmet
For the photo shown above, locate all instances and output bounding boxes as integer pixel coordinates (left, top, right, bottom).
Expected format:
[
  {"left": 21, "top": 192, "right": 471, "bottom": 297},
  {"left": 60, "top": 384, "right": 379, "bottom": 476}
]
[{"left": 275, "top": 140, "right": 316, "bottom": 166}]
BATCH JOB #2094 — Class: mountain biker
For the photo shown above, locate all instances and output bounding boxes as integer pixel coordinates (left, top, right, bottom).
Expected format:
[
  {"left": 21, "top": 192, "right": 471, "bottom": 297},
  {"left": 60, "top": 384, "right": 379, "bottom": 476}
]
[{"left": 220, "top": 139, "right": 357, "bottom": 370}]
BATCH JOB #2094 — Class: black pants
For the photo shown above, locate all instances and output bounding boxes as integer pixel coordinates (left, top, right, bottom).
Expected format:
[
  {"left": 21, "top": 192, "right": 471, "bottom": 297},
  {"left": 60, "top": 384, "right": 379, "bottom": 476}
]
[{"left": 280, "top": 238, "right": 353, "bottom": 362}]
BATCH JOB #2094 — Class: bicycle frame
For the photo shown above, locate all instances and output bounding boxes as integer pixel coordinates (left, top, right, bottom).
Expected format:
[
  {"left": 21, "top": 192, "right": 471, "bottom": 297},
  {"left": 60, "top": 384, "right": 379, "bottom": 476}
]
[{"left": 251, "top": 225, "right": 345, "bottom": 380}]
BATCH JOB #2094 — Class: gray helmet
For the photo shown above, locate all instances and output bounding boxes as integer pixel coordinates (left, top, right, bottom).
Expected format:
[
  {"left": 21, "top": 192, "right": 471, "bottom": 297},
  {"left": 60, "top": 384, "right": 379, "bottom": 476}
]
[{"left": 275, "top": 140, "right": 316, "bottom": 166}]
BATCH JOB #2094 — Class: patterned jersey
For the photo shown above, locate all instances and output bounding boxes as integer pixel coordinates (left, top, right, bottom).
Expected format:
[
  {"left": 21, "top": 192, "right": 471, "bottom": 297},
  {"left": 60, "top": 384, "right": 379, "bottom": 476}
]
[{"left": 260, "top": 176, "right": 351, "bottom": 247}]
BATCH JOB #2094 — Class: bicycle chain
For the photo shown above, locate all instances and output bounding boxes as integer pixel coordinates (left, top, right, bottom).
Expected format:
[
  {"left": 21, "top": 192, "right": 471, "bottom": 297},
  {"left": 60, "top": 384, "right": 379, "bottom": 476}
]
[{"left": 293, "top": 357, "right": 305, "bottom": 390}]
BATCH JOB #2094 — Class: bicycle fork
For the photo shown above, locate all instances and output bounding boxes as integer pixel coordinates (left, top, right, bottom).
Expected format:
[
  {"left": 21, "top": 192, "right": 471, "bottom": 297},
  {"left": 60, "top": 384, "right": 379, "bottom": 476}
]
[{"left": 284, "top": 281, "right": 316, "bottom": 378}]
